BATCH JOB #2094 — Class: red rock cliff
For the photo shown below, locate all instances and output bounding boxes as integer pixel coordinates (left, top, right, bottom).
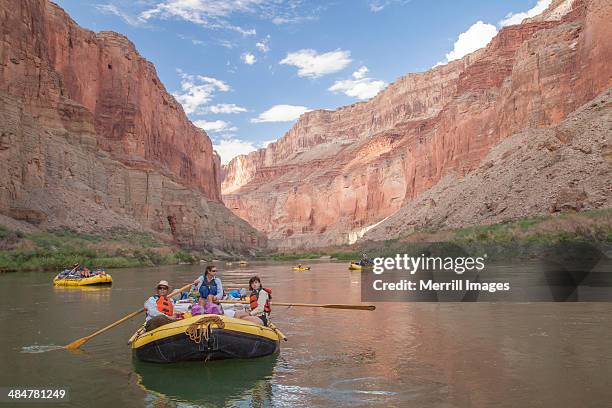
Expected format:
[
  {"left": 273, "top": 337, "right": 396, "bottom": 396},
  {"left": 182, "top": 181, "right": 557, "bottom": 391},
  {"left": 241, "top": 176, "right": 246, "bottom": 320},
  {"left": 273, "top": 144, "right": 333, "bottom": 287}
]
[
  {"left": 0, "top": 0, "right": 265, "bottom": 251},
  {"left": 1, "top": 0, "right": 219, "bottom": 199},
  {"left": 223, "top": 0, "right": 611, "bottom": 249}
]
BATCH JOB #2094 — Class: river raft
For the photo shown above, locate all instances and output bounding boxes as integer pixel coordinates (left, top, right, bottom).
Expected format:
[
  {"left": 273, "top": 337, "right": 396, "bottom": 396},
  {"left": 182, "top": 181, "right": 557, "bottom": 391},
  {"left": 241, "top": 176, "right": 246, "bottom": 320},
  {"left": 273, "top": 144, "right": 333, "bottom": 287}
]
[
  {"left": 130, "top": 314, "right": 284, "bottom": 363},
  {"left": 53, "top": 274, "right": 113, "bottom": 286},
  {"left": 348, "top": 262, "right": 372, "bottom": 271}
]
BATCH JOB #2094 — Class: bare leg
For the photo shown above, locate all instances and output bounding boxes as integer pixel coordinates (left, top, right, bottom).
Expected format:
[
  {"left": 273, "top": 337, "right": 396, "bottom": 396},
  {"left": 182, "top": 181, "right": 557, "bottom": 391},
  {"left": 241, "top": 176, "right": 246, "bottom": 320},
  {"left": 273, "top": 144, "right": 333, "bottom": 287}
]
[
  {"left": 241, "top": 316, "right": 264, "bottom": 326},
  {"left": 234, "top": 310, "right": 249, "bottom": 318}
]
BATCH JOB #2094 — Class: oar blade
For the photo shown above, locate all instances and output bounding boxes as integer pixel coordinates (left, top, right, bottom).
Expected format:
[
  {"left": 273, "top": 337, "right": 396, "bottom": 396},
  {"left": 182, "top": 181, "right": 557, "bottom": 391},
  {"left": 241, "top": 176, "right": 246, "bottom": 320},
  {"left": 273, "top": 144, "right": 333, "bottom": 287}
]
[{"left": 64, "top": 337, "right": 88, "bottom": 350}]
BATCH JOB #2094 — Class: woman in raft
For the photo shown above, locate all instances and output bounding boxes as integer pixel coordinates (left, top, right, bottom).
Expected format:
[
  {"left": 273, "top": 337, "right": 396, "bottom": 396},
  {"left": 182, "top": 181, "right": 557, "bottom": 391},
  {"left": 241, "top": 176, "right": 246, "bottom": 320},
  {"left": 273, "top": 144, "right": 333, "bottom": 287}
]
[
  {"left": 235, "top": 276, "right": 272, "bottom": 326},
  {"left": 193, "top": 265, "right": 223, "bottom": 314}
]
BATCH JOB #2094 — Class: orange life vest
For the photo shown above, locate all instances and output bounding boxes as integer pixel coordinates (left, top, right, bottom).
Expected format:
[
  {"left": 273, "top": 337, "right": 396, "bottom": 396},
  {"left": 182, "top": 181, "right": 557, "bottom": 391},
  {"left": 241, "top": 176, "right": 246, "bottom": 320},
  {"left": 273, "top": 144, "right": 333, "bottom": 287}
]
[
  {"left": 155, "top": 295, "right": 174, "bottom": 316},
  {"left": 250, "top": 288, "right": 272, "bottom": 314}
]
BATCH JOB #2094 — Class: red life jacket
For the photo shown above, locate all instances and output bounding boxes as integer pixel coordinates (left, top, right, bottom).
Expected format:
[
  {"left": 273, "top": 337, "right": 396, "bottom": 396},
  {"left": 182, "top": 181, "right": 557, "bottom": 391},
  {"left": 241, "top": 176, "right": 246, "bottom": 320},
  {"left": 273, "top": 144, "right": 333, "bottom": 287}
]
[
  {"left": 155, "top": 295, "right": 174, "bottom": 316},
  {"left": 250, "top": 288, "right": 272, "bottom": 314}
]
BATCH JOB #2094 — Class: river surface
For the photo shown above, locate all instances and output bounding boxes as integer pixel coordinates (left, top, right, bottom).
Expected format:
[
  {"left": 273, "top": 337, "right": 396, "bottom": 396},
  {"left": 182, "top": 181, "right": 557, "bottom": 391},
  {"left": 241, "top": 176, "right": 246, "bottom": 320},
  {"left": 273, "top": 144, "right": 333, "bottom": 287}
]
[{"left": 1, "top": 261, "right": 611, "bottom": 407}]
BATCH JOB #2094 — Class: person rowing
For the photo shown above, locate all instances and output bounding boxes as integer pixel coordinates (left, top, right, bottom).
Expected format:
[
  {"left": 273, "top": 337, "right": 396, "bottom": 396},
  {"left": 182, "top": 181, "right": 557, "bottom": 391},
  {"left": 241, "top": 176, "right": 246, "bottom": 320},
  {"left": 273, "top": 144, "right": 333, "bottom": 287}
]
[
  {"left": 144, "top": 280, "right": 178, "bottom": 331},
  {"left": 57, "top": 263, "right": 80, "bottom": 279},
  {"left": 359, "top": 253, "right": 372, "bottom": 266},
  {"left": 234, "top": 276, "right": 272, "bottom": 326}
]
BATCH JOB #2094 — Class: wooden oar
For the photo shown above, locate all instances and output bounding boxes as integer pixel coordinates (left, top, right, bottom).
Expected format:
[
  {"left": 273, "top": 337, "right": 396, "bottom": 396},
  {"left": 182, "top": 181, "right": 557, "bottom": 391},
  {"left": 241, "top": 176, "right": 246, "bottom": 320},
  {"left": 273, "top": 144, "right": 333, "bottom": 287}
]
[
  {"left": 219, "top": 299, "right": 375, "bottom": 311},
  {"left": 64, "top": 282, "right": 193, "bottom": 350}
]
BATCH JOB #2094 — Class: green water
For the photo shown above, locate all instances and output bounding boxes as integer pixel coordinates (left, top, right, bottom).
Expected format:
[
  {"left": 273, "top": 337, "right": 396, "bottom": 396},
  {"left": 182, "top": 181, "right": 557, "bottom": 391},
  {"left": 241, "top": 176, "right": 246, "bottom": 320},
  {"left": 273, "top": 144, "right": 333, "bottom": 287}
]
[{"left": 1, "top": 262, "right": 611, "bottom": 407}]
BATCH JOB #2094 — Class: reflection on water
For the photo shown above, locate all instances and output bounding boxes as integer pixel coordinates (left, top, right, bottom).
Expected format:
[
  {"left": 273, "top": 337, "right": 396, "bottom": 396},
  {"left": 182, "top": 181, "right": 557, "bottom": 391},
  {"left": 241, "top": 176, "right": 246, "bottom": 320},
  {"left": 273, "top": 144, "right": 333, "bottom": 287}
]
[
  {"left": 0, "top": 262, "right": 611, "bottom": 407},
  {"left": 135, "top": 356, "right": 276, "bottom": 407}
]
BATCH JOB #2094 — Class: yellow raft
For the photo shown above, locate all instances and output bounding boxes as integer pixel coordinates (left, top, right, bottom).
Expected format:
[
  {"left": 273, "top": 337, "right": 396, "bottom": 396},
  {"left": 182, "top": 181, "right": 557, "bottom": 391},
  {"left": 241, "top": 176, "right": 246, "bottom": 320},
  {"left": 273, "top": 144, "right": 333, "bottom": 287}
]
[
  {"left": 53, "top": 274, "right": 113, "bottom": 286},
  {"left": 292, "top": 266, "right": 311, "bottom": 271},
  {"left": 348, "top": 262, "right": 372, "bottom": 271},
  {"left": 130, "top": 314, "right": 284, "bottom": 363},
  {"left": 239, "top": 261, "right": 248, "bottom": 266}
]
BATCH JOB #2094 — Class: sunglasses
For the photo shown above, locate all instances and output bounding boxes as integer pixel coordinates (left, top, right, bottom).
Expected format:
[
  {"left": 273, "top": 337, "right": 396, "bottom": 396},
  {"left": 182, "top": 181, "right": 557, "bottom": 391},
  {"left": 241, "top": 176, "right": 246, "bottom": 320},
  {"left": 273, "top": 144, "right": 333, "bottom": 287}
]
[
  {"left": 211, "top": 269, "right": 218, "bottom": 272},
  {"left": 157, "top": 286, "right": 169, "bottom": 290}
]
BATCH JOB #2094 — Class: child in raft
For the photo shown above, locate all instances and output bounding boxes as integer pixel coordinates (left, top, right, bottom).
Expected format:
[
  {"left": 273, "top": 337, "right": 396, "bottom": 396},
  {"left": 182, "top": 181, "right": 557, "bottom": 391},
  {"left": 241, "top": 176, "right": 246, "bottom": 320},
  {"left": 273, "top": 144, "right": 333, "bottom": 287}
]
[{"left": 234, "top": 276, "right": 272, "bottom": 326}]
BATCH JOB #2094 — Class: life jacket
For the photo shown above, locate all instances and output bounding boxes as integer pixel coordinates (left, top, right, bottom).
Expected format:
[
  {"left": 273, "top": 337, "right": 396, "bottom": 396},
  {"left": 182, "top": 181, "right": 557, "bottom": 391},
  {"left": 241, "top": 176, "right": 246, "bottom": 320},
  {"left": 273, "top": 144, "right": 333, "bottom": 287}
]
[
  {"left": 152, "top": 295, "right": 174, "bottom": 316},
  {"left": 200, "top": 277, "right": 219, "bottom": 297},
  {"left": 250, "top": 288, "right": 272, "bottom": 314}
]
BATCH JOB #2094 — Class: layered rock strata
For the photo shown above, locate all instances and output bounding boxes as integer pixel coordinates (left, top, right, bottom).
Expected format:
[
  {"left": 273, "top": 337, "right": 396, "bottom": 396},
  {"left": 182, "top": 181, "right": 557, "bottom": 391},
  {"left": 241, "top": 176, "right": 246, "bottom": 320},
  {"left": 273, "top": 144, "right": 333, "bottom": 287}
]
[
  {"left": 0, "top": 0, "right": 265, "bottom": 252},
  {"left": 223, "top": 0, "right": 611, "bottom": 249}
]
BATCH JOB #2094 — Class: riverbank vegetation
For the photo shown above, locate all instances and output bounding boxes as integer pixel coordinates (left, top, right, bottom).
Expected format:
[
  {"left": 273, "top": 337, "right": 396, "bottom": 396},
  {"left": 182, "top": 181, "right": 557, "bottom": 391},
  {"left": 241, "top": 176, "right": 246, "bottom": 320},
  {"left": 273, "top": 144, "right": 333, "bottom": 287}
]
[
  {"left": 2, "top": 209, "right": 610, "bottom": 271},
  {"left": 0, "top": 227, "right": 195, "bottom": 272},
  {"left": 270, "top": 209, "right": 612, "bottom": 261}
]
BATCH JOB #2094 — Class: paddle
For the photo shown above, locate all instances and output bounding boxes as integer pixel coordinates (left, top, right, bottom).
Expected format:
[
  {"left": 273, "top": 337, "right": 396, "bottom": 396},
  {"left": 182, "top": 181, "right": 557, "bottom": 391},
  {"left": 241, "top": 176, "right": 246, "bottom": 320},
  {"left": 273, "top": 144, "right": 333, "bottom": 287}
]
[
  {"left": 64, "top": 282, "right": 193, "bottom": 350},
  {"left": 59, "top": 264, "right": 80, "bottom": 279},
  {"left": 218, "top": 300, "right": 376, "bottom": 311}
]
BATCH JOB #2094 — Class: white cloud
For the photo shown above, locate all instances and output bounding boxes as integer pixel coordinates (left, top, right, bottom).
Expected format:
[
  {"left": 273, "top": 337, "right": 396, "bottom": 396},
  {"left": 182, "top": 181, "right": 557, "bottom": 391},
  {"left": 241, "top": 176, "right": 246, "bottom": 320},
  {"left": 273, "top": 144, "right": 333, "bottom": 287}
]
[
  {"left": 193, "top": 119, "right": 237, "bottom": 133},
  {"left": 368, "top": 0, "right": 409, "bottom": 12},
  {"left": 218, "top": 39, "right": 237, "bottom": 49},
  {"left": 260, "top": 139, "right": 277, "bottom": 148},
  {"left": 433, "top": 1, "right": 552, "bottom": 68},
  {"left": 139, "top": 0, "right": 258, "bottom": 35},
  {"left": 271, "top": 14, "right": 318, "bottom": 25},
  {"left": 177, "top": 34, "right": 204, "bottom": 45},
  {"left": 441, "top": 21, "right": 498, "bottom": 64},
  {"left": 213, "top": 138, "right": 258, "bottom": 164},
  {"left": 139, "top": 0, "right": 317, "bottom": 35},
  {"left": 172, "top": 69, "right": 230, "bottom": 115},
  {"left": 96, "top": 4, "right": 143, "bottom": 26},
  {"left": 500, "top": 0, "right": 552, "bottom": 27},
  {"left": 256, "top": 36, "right": 270, "bottom": 53},
  {"left": 352, "top": 66, "right": 369, "bottom": 79},
  {"left": 280, "top": 49, "right": 352, "bottom": 78},
  {"left": 251, "top": 104, "right": 310, "bottom": 123},
  {"left": 241, "top": 52, "right": 257, "bottom": 65},
  {"left": 213, "top": 137, "right": 278, "bottom": 164},
  {"left": 329, "top": 67, "right": 386, "bottom": 100},
  {"left": 205, "top": 103, "right": 248, "bottom": 114}
]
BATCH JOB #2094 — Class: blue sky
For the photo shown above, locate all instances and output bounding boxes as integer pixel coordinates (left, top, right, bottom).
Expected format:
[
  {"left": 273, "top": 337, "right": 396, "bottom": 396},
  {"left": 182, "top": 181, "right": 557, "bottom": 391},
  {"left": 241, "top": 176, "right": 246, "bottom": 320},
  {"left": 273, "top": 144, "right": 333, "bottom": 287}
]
[{"left": 54, "top": 0, "right": 551, "bottom": 164}]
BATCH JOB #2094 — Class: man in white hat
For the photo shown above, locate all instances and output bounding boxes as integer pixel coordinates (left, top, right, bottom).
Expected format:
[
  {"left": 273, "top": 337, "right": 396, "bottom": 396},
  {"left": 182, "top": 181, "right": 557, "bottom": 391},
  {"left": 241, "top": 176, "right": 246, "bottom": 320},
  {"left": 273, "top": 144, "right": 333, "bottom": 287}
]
[{"left": 144, "top": 280, "right": 177, "bottom": 331}]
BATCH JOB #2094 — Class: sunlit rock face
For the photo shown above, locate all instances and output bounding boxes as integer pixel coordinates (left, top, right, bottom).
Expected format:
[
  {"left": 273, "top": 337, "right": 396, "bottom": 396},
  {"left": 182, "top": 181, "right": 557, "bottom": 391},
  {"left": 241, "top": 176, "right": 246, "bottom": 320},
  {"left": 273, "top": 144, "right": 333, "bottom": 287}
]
[
  {"left": 0, "top": 0, "right": 265, "bottom": 252},
  {"left": 222, "top": 0, "right": 611, "bottom": 249}
]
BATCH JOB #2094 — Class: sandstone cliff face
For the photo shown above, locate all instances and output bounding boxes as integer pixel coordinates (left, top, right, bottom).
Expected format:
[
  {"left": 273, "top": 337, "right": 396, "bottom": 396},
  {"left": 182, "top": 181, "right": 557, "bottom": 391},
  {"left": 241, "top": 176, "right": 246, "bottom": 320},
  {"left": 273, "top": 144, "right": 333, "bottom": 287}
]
[
  {"left": 365, "top": 89, "right": 612, "bottom": 241},
  {"left": 223, "top": 0, "right": 611, "bottom": 249},
  {"left": 0, "top": 0, "right": 265, "bottom": 252}
]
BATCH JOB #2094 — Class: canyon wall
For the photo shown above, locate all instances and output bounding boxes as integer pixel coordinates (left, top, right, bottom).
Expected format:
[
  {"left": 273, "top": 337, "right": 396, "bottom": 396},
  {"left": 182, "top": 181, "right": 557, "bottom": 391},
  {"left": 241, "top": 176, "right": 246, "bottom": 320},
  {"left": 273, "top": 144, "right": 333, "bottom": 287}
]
[
  {"left": 223, "top": 0, "right": 611, "bottom": 249},
  {"left": 0, "top": 0, "right": 265, "bottom": 252}
]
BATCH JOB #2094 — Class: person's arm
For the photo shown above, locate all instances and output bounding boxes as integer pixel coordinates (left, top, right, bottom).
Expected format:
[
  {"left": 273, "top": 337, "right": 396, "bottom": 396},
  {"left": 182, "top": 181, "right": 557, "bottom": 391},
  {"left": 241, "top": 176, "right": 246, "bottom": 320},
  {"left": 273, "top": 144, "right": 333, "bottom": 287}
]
[
  {"left": 250, "top": 290, "right": 268, "bottom": 316},
  {"left": 193, "top": 275, "right": 204, "bottom": 291},
  {"left": 214, "top": 278, "right": 223, "bottom": 300},
  {"left": 144, "top": 297, "right": 163, "bottom": 318}
]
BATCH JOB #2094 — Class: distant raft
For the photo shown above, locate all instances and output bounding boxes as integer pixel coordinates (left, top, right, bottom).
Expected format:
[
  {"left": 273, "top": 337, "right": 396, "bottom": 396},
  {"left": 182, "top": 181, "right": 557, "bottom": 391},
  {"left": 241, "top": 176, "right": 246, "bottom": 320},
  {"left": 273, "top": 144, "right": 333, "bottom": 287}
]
[
  {"left": 348, "top": 262, "right": 372, "bottom": 271},
  {"left": 130, "top": 314, "right": 284, "bottom": 363},
  {"left": 292, "top": 266, "right": 311, "bottom": 271},
  {"left": 239, "top": 261, "right": 248, "bottom": 266},
  {"left": 53, "top": 274, "right": 113, "bottom": 286}
]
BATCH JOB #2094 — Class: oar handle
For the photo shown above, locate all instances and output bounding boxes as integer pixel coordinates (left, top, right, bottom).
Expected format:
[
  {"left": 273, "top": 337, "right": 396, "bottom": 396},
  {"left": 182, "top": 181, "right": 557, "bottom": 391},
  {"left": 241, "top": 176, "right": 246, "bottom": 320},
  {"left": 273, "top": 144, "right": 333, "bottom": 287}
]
[
  {"left": 84, "top": 309, "right": 145, "bottom": 340},
  {"left": 218, "top": 300, "right": 376, "bottom": 311},
  {"left": 64, "top": 282, "right": 193, "bottom": 350}
]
